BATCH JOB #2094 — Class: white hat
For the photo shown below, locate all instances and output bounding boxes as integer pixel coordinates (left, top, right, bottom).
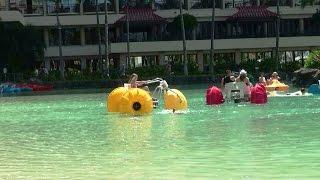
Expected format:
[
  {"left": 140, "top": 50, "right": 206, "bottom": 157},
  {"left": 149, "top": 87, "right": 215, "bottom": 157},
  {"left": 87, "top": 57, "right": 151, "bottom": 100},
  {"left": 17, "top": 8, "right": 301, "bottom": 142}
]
[{"left": 240, "top": 69, "right": 247, "bottom": 75}]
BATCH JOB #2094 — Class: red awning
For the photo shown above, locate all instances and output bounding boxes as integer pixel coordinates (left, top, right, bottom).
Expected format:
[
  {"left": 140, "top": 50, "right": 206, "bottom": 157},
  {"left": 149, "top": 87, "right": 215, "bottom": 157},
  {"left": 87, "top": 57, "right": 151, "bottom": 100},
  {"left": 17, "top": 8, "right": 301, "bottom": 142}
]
[
  {"left": 227, "top": 6, "right": 277, "bottom": 22},
  {"left": 115, "top": 7, "right": 166, "bottom": 25}
]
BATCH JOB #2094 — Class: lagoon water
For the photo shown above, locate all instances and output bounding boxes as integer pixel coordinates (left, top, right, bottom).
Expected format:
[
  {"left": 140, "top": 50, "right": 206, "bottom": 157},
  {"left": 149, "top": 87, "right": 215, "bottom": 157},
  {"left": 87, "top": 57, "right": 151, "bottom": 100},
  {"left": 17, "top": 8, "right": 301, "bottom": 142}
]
[{"left": 1, "top": 88, "right": 320, "bottom": 179}]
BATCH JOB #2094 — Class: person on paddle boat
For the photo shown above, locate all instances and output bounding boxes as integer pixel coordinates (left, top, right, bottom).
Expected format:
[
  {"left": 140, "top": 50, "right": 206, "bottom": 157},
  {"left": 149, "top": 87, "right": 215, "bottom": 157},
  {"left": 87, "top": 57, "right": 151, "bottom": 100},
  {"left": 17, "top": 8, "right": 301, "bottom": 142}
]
[
  {"left": 267, "top": 72, "right": 281, "bottom": 85},
  {"left": 128, "top": 73, "right": 150, "bottom": 91},
  {"left": 235, "top": 69, "right": 251, "bottom": 101},
  {"left": 259, "top": 72, "right": 267, "bottom": 86},
  {"left": 221, "top": 70, "right": 235, "bottom": 99},
  {"left": 129, "top": 73, "right": 161, "bottom": 107}
]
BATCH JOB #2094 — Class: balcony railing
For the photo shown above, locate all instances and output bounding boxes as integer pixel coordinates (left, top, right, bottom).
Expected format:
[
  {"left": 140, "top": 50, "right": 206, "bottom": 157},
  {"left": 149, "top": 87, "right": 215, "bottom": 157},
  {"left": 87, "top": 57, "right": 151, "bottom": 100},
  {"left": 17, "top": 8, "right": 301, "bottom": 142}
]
[
  {"left": 47, "top": 4, "right": 80, "bottom": 14},
  {"left": 154, "top": 0, "right": 187, "bottom": 10},
  {"left": 83, "top": 0, "right": 115, "bottom": 13}
]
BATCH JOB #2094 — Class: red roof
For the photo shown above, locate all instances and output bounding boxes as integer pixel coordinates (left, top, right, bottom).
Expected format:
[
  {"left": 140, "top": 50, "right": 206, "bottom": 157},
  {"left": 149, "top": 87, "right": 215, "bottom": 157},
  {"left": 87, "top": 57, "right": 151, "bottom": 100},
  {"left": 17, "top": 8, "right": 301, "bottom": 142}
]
[
  {"left": 115, "top": 7, "right": 166, "bottom": 25},
  {"left": 227, "top": 6, "right": 277, "bottom": 21}
]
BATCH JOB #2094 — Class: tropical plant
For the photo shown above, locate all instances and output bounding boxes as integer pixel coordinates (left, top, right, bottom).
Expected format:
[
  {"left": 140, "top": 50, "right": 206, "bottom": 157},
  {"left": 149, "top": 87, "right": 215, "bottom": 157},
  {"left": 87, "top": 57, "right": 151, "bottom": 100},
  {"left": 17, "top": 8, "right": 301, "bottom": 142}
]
[
  {"left": 50, "top": 0, "right": 64, "bottom": 78},
  {"left": 128, "top": 66, "right": 166, "bottom": 78},
  {"left": 259, "top": 57, "right": 278, "bottom": 73},
  {"left": 280, "top": 61, "right": 301, "bottom": 73},
  {"left": 104, "top": 0, "right": 110, "bottom": 78},
  {"left": 212, "top": 56, "right": 237, "bottom": 75},
  {"left": 305, "top": 50, "right": 320, "bottom": 69},
  {"left": 171, "top": 14, "right": 198, "bottom": 30},
  {"left": 95, "top": 0, "right": 102, "bottom": 73},
  {"left": 0, "top": 22, "right": 45, "bottom": 73},
  {"left": 312, "top": 9, "right": 320, "bottom": 22},
  {"left": 275, "top": 0, "right": 280, "bottom": 71},
  {"left": 126, "top": 0, "right": 131, "bottom": 69},
  {"left": 179, "top": 0, "right": 188, "bottom": 75},
  {"left": 210, "top": 0, "right": 215, "bottom": 78}
]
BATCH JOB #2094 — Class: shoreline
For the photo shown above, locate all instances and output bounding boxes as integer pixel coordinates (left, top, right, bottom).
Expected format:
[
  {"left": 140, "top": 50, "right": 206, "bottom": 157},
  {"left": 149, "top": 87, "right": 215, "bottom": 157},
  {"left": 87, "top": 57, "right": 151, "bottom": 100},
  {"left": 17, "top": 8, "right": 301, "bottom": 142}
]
[{"left": 0, "top": 83, "right": 212, "bottom": 97}]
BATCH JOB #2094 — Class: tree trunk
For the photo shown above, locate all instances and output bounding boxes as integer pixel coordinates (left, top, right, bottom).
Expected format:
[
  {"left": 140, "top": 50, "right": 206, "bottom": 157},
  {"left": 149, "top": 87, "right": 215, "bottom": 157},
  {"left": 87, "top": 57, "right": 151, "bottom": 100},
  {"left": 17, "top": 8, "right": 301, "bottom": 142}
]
[
  {"left": 210, "top": 0, "right": 215, "bottom": 78},
  {"left": 96, "top": 0, "right": 102, "bottom": 73},
  {"left": 126, "top": 2, "right": 130, "bottom": 69},
  {"left": 56, "top": 1, "right": 64, "bottom": 79},
  {"left": 179, "top": 0, "right": 188, "bottom": 76},
  {"left": 105, "top": 0, "right": 109, "bottom": 78},
  {"left": 275, "top": 0, "right": 280, "bottom": 71}
]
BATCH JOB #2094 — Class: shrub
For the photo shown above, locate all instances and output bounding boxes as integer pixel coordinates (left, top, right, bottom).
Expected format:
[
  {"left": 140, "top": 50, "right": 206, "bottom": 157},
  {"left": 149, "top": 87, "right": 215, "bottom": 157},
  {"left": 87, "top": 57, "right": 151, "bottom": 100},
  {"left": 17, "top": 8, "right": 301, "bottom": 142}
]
[
  {"left": 259, "top": 57, "right": 278, "bottom": 73},
  {"left": 281, "top": 61, "right": 301, "bottom": 73},
  {"left": 305, "top": 50, "right": 320, "bottom": 69},
  {"left": 128, "top": 65, "right": 166, "bottom": 79}
]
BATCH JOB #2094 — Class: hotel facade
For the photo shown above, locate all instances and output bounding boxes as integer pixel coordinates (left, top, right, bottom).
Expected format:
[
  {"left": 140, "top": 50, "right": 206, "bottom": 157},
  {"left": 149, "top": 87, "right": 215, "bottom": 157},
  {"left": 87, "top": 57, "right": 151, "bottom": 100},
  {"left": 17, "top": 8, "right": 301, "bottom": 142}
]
[{"left": 1, "top": 0, "right": 320, "bottom": 73}]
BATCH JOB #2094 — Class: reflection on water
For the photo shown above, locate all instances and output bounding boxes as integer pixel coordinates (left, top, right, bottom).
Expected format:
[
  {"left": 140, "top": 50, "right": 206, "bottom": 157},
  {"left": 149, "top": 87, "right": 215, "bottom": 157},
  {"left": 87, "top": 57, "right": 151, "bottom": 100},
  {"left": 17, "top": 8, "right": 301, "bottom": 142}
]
[{"left": 0, "top": 92, "right": 320, "bottom": 179}]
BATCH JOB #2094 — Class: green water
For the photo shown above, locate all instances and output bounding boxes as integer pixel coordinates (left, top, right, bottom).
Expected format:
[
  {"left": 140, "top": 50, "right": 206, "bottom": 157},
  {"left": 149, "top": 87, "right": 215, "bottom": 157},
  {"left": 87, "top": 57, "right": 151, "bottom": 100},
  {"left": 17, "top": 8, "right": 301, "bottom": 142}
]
[{"left": 1, "top": 89, "right": 320, "bottom": 179}]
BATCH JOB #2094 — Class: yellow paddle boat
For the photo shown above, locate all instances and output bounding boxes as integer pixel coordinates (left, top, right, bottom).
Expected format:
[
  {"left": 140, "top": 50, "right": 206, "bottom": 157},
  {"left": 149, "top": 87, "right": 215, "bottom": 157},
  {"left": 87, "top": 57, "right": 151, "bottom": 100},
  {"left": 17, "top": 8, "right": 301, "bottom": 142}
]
[
  {"left": 266, "top": 80, "right": 289, "bottom": 92},
  {"left": 107, "top": 78, "right": 187, "bottom": 115}
]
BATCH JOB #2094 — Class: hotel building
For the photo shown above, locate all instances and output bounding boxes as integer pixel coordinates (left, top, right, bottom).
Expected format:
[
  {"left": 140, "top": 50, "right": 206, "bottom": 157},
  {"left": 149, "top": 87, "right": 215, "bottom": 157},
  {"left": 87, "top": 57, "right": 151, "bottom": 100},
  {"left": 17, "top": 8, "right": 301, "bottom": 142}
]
[{"left": 1, "top": 0, "right": 320, "bottom": 73}]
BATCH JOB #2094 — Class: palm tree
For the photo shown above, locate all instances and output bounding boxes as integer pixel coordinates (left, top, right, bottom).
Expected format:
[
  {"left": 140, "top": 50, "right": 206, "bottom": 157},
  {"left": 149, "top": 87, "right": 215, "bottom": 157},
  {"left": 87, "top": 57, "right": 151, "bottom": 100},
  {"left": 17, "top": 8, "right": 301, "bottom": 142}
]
[
  {"left": 210, "top": 0, "right": 215, "bottom": 78},
  {"left": 104, "top": 0, "right": 109, "bottom": 78},
  {"left": 51, "top": 0, "right": 64, "bottom": 78},
  {"left": 179, "top": 0, "right": 188, "bottom": 76},
  {"left": 96, "top": 0, "right": 102, "bottom": 72},
  {"left": 275, "top": 0, "right": 280, "bottom": 71},
  {"left": 126, "top": 0, "right": 130, "bottom": 69}
]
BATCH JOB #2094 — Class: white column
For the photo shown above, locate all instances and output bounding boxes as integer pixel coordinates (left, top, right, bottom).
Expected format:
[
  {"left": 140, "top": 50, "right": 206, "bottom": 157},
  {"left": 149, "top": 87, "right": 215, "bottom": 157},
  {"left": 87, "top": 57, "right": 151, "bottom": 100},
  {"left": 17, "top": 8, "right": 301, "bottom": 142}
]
[
  {"left": 80, "top": 58, "right": 86, "bottom": 70},
  {"left": 5, "top": 0, "right": 9, "bottom": 10},
  {"left": 115, "top": 0, "right": 119, "bottom": 13},
  {"left": 43, "top": 0, "right": 47, "bottom": 16},
  {"left": 264, "top": 22, "right": 268, "bottom": 37},
  {"left": 187, "top": 0, "right": 191, "bottom": 10},
  {"left": 235, "top": 50, "right": 241, "bottom": 65},
  {"left": 197, "top": 51, "right": 204, "bottom": 72},
  {"left": 221, "top": 0, "right": 225, "bottom": 9},
  {"left": 44, "top": 28, "right": 49, "bottom": 47},
  {"left": 158, "top": 54, "right": 166, "bottom": 65},
  {"left": 291, "top": 0, "right": 295, "bottom": 7},
  {"left": 80, "top": 1, "right": 84, "bottom": 14},
  {"left": 44, "top": 59, "right": 51, "bottom": 70},
  {"left": 299, "top": 18, "right": 304, "bottom": 35},
  {"left": 80, "top": 27, "right": 86, "bottom": 46}
]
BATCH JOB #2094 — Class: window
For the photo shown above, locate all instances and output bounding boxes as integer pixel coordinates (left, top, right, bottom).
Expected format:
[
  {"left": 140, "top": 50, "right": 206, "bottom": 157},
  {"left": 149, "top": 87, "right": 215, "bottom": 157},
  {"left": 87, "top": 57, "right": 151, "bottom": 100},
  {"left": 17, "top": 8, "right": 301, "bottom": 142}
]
[
  {"left": 83, "top": 0, "right": 115, "bottom": 12},
  {"left": 153, "top": 0, "right": 186, "bottom": 10},
  {"left": 47, "top": 0, "right": 80, "bottom": 13},
  {"left": 191, "top": 0, "right": 222, "bottom": 9},
  {"left": 49, "top": 28, "right": 81, "bottom": 46}
]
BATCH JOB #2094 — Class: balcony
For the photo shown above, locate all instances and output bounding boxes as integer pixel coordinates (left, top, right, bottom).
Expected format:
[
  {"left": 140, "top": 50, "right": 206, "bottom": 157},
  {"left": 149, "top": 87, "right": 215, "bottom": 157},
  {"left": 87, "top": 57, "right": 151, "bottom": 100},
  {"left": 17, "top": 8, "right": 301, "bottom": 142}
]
[
  {"left": 8, "top": 0, "right": 44, "bottom": 15},
  {"left": 44, "top": 36, "right": 320, "bottom": 57}
]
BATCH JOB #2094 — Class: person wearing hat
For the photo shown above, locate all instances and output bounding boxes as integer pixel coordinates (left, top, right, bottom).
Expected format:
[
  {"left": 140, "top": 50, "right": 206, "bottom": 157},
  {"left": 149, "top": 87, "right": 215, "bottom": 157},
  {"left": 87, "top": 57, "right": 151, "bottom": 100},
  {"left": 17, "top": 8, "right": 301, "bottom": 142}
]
[
  {"left": 267, "top": 72, "right": 281, "bottom": 85},
  {"left": 235, "top": 69, "right": 251, "bottom": 101}
]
